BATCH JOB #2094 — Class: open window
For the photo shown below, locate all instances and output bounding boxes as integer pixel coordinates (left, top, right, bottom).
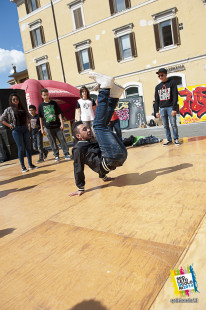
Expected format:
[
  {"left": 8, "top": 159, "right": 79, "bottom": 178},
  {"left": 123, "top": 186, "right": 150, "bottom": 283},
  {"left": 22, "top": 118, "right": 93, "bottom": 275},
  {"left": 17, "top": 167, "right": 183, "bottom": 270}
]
[
  {"left": 25, "top": 0, "right": 40, "bottom": 14},
  {"left": 74, "top": 40, "right": 95, "bottom": 73},
  {"left": 113, "top": 23, "right": 137, "bottom": 62},
  {"left": 109, "top": 0, "right": 131, "bottom": 15},
  {"left": 152, "top": 8, "right": 181, "bottom": 51},
  {"left": 35, "top": 56, "right": 52, "bottom": 80},
  {"left": 29, "top": 20, "right": 45, "bottom": 48}
]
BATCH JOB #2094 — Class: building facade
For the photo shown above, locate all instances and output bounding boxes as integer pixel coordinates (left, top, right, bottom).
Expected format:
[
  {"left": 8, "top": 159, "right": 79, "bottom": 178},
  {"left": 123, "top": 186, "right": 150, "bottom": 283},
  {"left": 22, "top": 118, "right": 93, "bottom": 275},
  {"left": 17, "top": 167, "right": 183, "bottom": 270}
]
[{"left": 11, "top": 0, "right": 206, "bottom": 117}]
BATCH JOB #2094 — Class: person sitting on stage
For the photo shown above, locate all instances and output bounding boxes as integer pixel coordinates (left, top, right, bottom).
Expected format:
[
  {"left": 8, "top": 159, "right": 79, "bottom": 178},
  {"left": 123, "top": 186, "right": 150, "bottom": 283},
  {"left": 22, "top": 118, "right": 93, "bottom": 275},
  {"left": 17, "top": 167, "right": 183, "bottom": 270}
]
[{"left": 69, "top": 72, "right": 127, "bottom": 196}]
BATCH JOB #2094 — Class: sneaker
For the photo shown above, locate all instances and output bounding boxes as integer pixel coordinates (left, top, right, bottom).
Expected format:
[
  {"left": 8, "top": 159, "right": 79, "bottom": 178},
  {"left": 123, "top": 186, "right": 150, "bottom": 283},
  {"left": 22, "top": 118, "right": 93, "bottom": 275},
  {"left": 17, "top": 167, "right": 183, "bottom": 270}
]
[
  {"left": 163, "top": 140, "right": 172, "bottom": 146},
  {"left": 29, "top": 164, "right": 38, "bottom": 170},
  {"left": 174, "top": 139, "right": 181, "bottom": 146},
  {"left": 88, "top": 72, "right": 114, "bottom": 89},
  {"left": 65, "top": 154, "right": 72, "bottom": 160},
  {"left": 36, "top": 158, "right": 44, "bottom": 163},
  {"left": 22, "top": 167, "right": 29, "bottom": 173},
  {"left": 44, "top": 149, "right": 49, "bottom": 159},
  {"left": 110, "top": 83, "right": 124, "bottom": 98},
  {"left": 55, "top": 156, "right": 60, "bottom": 162}
]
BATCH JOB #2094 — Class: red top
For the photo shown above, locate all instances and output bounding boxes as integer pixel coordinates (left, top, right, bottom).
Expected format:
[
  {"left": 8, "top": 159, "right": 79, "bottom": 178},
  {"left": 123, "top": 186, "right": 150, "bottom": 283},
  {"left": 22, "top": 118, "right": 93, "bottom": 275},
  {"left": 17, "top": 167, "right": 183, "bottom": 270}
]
[{"left": 110, "top": 111, "right": 118, "bottom": 121}]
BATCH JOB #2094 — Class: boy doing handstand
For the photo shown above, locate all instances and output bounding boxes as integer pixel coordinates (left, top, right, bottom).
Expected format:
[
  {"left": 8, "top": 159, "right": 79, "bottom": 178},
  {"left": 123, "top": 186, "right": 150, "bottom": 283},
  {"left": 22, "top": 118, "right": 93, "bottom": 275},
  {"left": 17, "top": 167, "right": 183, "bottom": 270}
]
[{"left": 69, "top": 72, "right": 127, "bottom": 196}]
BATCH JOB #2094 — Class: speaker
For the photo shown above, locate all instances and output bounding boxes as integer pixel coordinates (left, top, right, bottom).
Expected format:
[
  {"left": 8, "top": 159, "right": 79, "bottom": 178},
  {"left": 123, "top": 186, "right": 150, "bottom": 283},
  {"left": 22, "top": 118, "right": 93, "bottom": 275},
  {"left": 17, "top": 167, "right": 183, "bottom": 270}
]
[{"left": 0, "top": 89, "right": 27, "bottom": 115}]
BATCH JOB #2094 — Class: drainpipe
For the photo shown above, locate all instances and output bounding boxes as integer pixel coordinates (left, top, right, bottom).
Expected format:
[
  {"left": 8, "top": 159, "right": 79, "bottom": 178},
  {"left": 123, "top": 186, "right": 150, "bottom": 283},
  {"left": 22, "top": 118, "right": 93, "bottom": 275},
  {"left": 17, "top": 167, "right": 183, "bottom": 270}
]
[{"left": 50, "top": 0, "right": 66, "bottom": 83}]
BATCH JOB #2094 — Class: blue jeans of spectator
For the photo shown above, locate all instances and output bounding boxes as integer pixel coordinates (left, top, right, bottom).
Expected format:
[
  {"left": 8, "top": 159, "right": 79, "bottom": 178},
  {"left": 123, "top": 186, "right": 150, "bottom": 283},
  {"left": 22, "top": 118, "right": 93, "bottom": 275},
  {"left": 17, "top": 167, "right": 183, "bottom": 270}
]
[
  {"left": 12, "top": 125, "right": 32, "bottom": 168},
  {"left": 45, "top": 127, "right": 69, "bottom": 157},
  {"left": 93, "top": 89, "right": 127, "bottom": 167},
  {"left": 160, "top": 106, "right": 178, "bottom": 141},
  {"left": 108, "top": 118, "right": 122, "bottom": 140},
  {"left": 32, "top": 129, "right": 46, "bottom": 160}
]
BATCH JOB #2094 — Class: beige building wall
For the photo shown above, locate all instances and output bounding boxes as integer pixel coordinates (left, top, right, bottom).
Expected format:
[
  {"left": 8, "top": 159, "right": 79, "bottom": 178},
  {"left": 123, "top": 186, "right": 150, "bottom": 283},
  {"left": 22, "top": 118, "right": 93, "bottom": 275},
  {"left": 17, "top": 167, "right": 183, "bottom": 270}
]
[{"left": 13, "top": 0, "right": 206, "bottom": 116}]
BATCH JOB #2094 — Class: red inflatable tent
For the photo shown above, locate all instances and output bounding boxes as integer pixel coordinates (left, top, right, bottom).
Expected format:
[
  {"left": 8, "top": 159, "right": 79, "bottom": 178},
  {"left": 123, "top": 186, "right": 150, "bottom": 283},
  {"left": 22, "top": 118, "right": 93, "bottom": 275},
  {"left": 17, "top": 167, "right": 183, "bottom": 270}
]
[{"left": 10, "top": 79, "right": 80, "bottom": 121}]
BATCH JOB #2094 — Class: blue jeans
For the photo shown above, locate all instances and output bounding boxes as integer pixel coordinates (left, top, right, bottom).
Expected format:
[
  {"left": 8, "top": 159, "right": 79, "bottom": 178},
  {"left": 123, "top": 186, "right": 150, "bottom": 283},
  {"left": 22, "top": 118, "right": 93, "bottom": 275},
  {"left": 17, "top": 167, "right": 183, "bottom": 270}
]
[
  {"left": 32, "top": 130, "right": 47, "bottom": 160},
  {"left": 160, "top": 107, "right": 178, "bottom": 141},
  {"left": 108, "top": 118, "right": 122, "bottom": 140},
  {"left": 12, "top": 125, "right": 32, "bottom": 168},
  {"left": 93, "top": 89, "right": 127, "bottom": 167}
]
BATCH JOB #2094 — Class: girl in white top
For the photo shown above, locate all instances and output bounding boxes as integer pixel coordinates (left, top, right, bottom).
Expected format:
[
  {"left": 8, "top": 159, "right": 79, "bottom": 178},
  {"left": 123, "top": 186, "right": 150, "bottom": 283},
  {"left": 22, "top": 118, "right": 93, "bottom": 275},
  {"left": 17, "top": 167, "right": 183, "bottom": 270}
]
[{"left": 75, "top": 86, "right": 96, "bottom": 129}]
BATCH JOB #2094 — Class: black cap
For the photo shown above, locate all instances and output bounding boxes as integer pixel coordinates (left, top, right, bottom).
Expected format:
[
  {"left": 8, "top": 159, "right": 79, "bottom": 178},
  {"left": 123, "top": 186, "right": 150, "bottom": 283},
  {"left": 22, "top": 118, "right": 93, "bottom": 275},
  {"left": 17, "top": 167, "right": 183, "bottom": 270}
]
[{"left": 156, "top": 68, "right": 167, "bottom": 75}]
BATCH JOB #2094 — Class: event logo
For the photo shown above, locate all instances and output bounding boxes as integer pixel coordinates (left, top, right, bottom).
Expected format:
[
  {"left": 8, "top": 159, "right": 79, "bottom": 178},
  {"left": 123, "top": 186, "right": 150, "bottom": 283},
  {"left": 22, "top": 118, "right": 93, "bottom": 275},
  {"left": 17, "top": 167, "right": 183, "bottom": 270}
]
[{"left": 170, "top": 265, "right": 199, "bottom": 298}]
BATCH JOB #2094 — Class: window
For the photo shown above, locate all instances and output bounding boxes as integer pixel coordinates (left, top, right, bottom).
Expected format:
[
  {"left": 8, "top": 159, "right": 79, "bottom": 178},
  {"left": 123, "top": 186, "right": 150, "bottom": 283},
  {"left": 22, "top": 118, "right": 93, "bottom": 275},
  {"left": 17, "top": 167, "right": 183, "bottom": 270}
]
[
  {"left": 109, "top": 0, "right": 131, "bottom": 15},
  {"left": 113, "top": 24, "right": 137, "bottom": 62},
  {"left": 36, "top": 63, "right": 51, "bottom": 80},
  {"left": 153, "top": 8, "right": 181, "bottom": 51},
  {"left": 35, "top": 56, "right": 52, "bottom": 80},
  {"left": 25, "top": 0, "right": 40, "bottom": 14},
  {"left": 30, "top": 27, "right": 45, "bottom": 48},
  {"left": 125, "top": 87, "right": 139, "bottom": 97},
  {"left": 68, "top": 0, "right": 85, "bottom": 30},
  {"left": 29, "top": 20, "right": 45, "bottom": 48},
  {"left": 74, "top": 40, "right": 95, "bottom": 73}
]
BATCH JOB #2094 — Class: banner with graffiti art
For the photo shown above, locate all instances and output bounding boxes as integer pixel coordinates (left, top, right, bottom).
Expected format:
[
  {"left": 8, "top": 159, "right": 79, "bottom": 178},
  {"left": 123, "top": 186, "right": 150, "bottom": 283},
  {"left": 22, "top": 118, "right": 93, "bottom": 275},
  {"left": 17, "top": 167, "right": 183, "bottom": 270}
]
[
  {"left": 115, "top": 96, "right": 146, "bottom": 129},
  {"left": 178, "top": 84, "right": 206, "bottom": 124}
]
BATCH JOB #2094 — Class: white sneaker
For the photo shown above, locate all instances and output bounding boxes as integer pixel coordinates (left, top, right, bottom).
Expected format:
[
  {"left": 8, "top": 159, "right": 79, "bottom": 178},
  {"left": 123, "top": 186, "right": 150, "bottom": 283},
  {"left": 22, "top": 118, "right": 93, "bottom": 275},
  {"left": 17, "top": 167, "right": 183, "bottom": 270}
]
[
  {"left": 110, "top": 83, "right": 124, "bottom": 98},
  {"left": 88, "top": 72, "right": 114, "bottom": 89}
]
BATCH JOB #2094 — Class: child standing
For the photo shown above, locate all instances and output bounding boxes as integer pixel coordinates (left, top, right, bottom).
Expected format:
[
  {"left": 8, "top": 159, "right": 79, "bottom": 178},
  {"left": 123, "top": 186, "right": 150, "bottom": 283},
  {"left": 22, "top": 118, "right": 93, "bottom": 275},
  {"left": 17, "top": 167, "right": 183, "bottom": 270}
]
[
  {"left": 38, "top": 88, "right": 72, "bottom": 162},
  {"left": 28, "top": 105, "right": 48, "bottom": 163},
  {"left": 75, "top": 86, "right": 96, "bottom": 129}
]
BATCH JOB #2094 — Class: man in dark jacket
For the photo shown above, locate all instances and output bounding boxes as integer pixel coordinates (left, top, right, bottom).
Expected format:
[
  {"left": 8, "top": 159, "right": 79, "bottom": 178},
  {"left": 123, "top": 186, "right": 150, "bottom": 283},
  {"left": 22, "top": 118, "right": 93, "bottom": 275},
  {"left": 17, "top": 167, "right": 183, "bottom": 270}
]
[
  {"left": 69, "top": 72, "right": 127, "bottom": 196},
  {"left": 154, "top": 68, "right": 180, "bottom": 146}
]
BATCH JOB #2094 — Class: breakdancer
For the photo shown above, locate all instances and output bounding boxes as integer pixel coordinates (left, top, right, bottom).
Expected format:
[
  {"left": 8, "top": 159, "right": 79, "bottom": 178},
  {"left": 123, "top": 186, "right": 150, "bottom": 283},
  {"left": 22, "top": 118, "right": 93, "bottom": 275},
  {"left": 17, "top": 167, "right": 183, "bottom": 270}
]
[{"left": 69, "top": 72, "right": 127, "bottom": 196}]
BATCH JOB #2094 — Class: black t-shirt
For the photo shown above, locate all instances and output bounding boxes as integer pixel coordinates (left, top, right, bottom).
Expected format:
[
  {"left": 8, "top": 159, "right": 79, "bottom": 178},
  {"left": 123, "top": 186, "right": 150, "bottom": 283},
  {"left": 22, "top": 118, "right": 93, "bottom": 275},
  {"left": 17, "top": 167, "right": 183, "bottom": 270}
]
[
  {"left": 30, "top": 114, "right": 40, "bottom": 132},
  {"left": 38, "top": 100, "right": 61, "bottom": 129},
  {"left": 15, "top": 109, "right": 27, "bottom": 126}
]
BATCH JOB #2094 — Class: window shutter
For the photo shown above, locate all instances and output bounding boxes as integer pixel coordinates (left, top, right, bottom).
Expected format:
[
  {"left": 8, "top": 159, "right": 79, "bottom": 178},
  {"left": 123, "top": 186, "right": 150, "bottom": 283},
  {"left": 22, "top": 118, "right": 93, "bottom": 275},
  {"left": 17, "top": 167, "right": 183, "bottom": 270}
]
[
  {"left": 130, "top": 32, "right": 137, "bottom": 57},
  {"left": 40, "top": 26, "right": 45, "bottom": 44},
  {"left": 75, "top": 51, "right": 82, "bottom": 73},
  {"left": 109, "top": 0, "right": 115, "bottom": 15},
  {"left": 30, "top": 31, "right": 35, "bottom": 49},
  {"left": 172, "top": 17, "right": 181, "bottom": 45},
  {"left": 125, "top": 0, "right": 131, "bottom": 9},
  {"left": 36, "top": 66, "right": 41, "bottom": 80},
  {"left": 25, "top": 0, "right": 31, "bottom": 14},
  {"left": 36, "top": 0, "right": 40, "bottom": 9},
  {"left": 73, "top": 8, "right": 83, "bottom": 29},
  {"left": 46, "top": 63, "right": 52, "bottom": 80},
  {"left": 88, "top": 47, "right": 95, "bottom": 70},
  {"left": 153, "top": 24, "right": 161, "bottom": 50},
  {"left": 114, "top": 37, "right": 122, "bottom": 62}
]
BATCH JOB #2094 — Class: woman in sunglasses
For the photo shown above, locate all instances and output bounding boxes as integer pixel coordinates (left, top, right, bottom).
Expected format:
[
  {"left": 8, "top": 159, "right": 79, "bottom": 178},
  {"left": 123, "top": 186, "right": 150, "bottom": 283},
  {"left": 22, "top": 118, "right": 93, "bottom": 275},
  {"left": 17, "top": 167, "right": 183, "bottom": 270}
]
[{"left": 0, "top": 93, "right": 37, "bottom": 172}]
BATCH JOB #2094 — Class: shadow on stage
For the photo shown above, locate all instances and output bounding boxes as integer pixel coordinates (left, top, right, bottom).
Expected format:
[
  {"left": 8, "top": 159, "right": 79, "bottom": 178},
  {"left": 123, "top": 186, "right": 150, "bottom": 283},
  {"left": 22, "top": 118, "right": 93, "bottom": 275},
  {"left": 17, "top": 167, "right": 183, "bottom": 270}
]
[
  {"left": 0, "top": 228, "right": 16, "bottom": 238},
  {"left": 69, "top": 299, "right": 108, "bottom": 310},
  {"left": 0, "top": 185, "right": 37, "bottom": 198},
  {"left": 86, "top": 163, "right": 193, "bottom": 193}
]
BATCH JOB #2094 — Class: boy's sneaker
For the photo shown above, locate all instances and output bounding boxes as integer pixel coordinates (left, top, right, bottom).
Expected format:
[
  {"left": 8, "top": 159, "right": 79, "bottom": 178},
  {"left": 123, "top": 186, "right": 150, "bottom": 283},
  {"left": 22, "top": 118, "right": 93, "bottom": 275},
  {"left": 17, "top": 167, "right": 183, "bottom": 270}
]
[
  {"left": 174, "top": 139, "right": 181, "bottom": 146},
  {"left": 44, "top": 149, "right": 49, "bottom": 159},
  {"left": 110, "top": 83, "right": 124, "bottom": 98},
  {"left": 29, "top": 164, "right": 38, "bottom": 170},
  {"left": 163, "top": 140, "right": 172, "bottom": 146},
  {"left": 36, "top": 158, "right": 44, "bottom": 163},
  {"left": 22, "top": 167, "right": 29, "bottom": 173},
  {"left": 65, "top": 154, "right": 72, "bottom": 160},
  {"left": 55, "top": 156, "right": 60, "bottom": 162},
  {"left": 88, "top": 72, "right": 114, "bottom": 89}
]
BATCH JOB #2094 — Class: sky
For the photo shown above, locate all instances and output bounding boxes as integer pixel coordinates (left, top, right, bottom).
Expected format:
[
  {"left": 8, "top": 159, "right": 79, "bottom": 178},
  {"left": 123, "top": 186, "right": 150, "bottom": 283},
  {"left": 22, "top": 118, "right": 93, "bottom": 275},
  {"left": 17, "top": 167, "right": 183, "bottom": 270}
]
[{"left": 0, "top": 1, "right": 26, "bottom": 89}]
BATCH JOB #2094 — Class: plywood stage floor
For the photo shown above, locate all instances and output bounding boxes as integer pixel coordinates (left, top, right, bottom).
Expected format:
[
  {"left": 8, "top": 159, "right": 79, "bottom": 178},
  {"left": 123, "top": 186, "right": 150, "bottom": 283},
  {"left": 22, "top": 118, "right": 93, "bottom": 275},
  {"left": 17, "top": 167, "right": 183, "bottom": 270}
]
[{"left": 0, "top": 137, "right": 205, "bottom": 310}]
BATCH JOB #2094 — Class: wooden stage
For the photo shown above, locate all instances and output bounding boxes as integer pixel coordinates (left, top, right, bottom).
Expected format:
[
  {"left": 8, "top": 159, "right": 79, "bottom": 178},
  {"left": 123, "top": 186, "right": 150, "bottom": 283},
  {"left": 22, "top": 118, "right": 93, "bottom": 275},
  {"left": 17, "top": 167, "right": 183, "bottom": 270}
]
[{"left": 0, "top": 137, "right": 205, "bottom": 310}]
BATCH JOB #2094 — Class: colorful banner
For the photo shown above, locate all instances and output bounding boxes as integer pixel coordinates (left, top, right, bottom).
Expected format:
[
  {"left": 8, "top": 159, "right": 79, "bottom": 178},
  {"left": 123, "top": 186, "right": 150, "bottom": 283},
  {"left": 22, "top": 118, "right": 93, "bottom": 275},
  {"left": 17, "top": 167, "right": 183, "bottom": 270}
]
[
  {"left": 43, "top": 120, "right": 73, "bottom": 148},
  {"left": 178, "top": 84, "right": 206, "bottom": 124}
]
